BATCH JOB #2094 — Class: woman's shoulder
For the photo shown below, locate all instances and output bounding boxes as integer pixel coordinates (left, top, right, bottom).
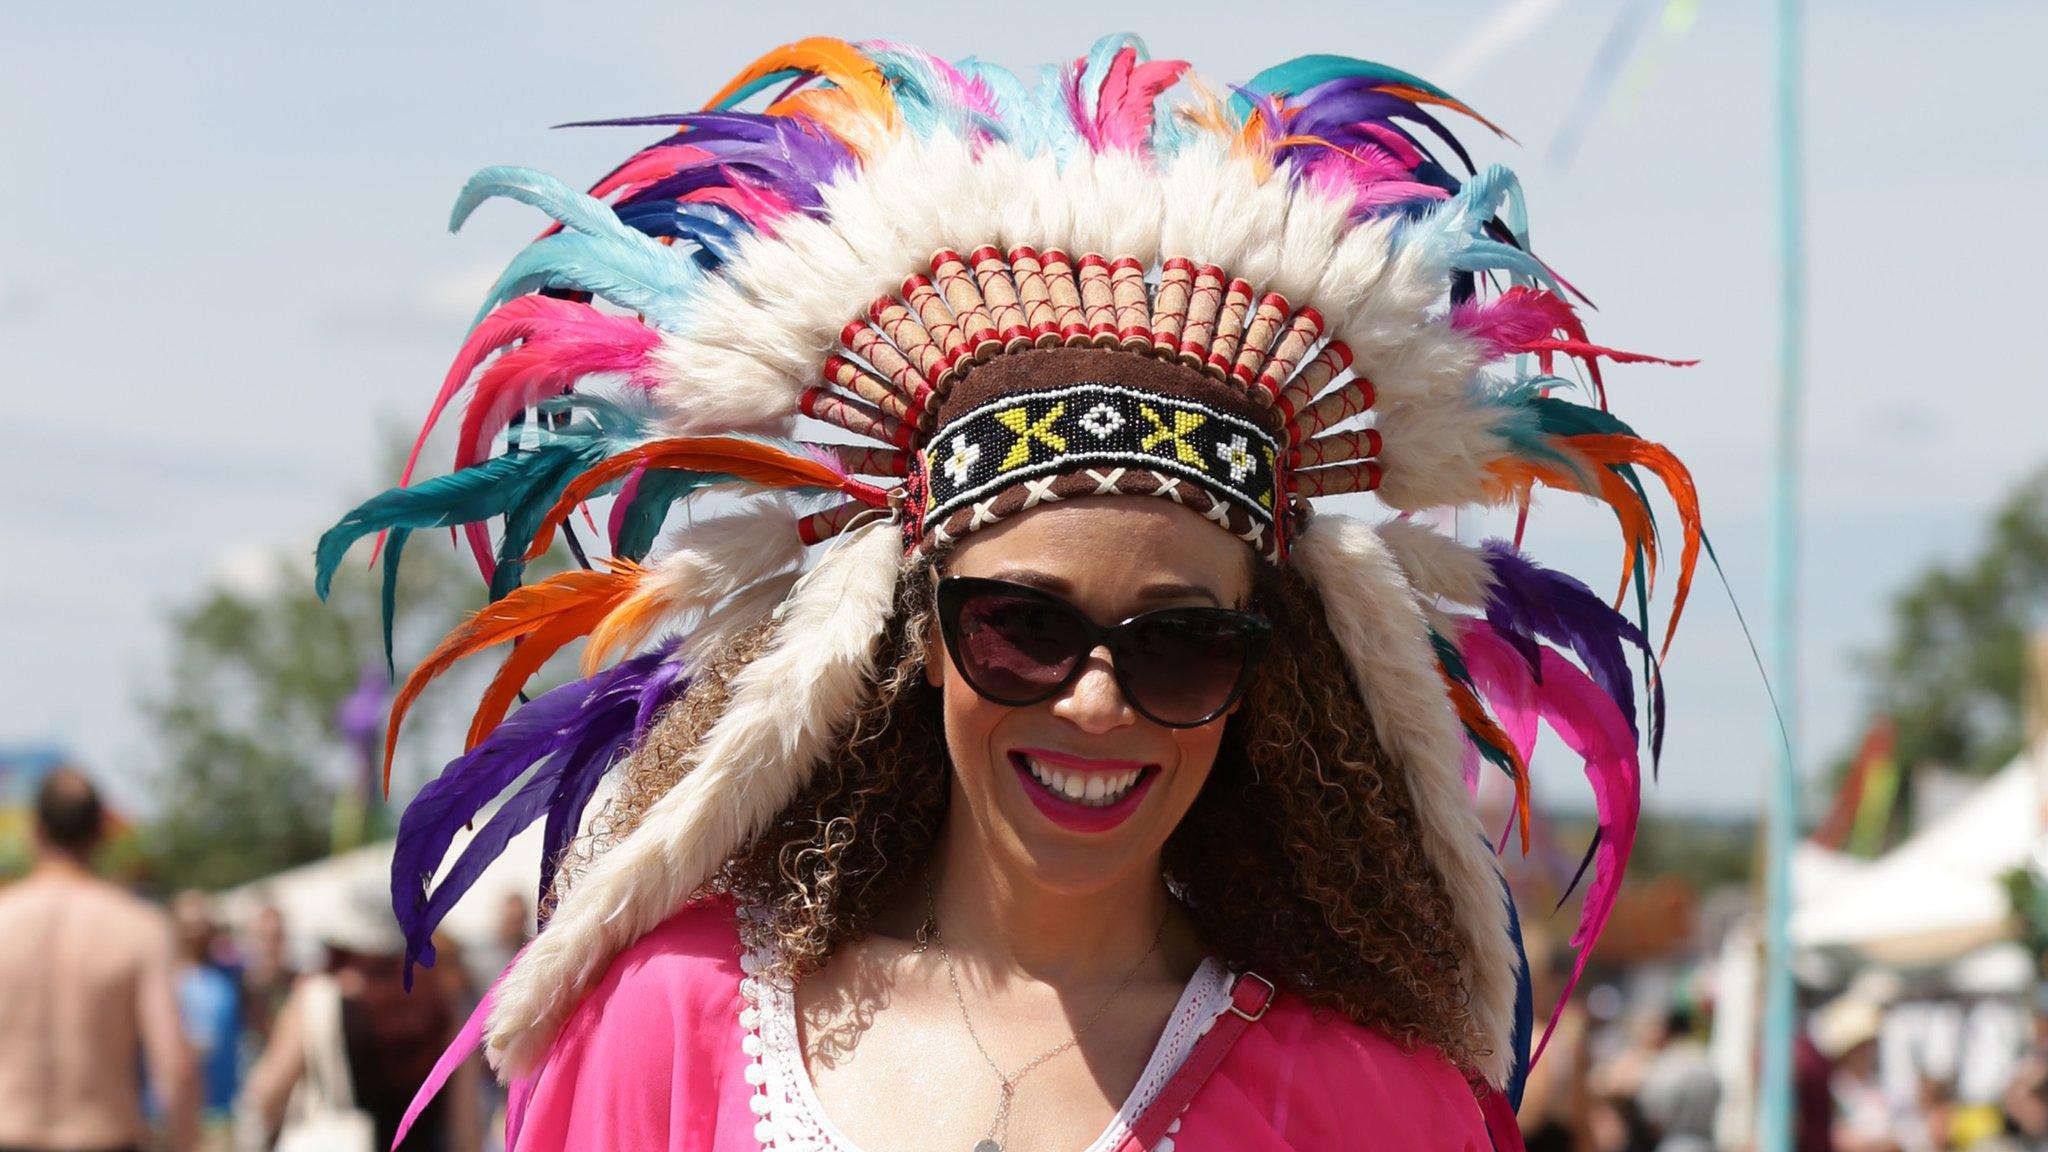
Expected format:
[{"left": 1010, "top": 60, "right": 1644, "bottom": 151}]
[{"left": 1194, "top": 989, "right": 1494, "bottom": 1149}]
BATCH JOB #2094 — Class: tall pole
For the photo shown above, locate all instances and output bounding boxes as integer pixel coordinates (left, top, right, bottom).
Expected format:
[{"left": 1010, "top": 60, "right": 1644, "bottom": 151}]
[{"left": 1759, "top": 0, "right": 1806, "bottom": 1146}]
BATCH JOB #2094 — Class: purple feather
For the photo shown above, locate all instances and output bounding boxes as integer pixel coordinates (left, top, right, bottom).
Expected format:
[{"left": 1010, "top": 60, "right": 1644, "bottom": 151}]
[
  {"left": 1481, "top": 541, "right": 1646, "bottom": 739},
  {"left": 389, "top": 642, "right": 687, "bottom": 983},
  {"left": 1286, "top": 76, "right": 1476, "bottom": 172},
  {"left": 570, "top": 114, "right": 853, "bottom": 213}
]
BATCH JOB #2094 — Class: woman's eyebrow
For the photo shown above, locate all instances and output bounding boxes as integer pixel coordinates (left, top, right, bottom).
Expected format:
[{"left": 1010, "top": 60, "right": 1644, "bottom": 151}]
[
  {"left": 982, "top": 568, "right": 1071, "bottom": 594},
  {"left": 980, "top": 569, "right": 1223, "bottom": 606},
  {"left": 1131, "top": 581, "right": 1221, "bottom": 606}
]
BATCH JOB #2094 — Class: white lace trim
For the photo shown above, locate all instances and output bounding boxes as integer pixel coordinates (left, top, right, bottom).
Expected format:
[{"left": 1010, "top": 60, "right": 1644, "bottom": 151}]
[{"left": 738, "top": 939, "right": 1226, "bottom": 1152}]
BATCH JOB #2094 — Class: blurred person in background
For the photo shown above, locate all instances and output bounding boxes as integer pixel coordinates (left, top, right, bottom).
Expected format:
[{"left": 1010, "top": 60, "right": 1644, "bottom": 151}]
[
  {"left": 1799, "top": 990, "right": 1841, "bottom": 1152},
  {"left": 239, "top": 885, "right": 479, "bottom": 1152},
  {"left": 1636, "top": 1001, "right": 1719, "bottom": 1152},
  {"left": 1816, "top": 994, "right": 1910, "bottom": 1152},
  {"left": 466, "top": 892, "right": 529, "bottom": 994},
  {"left": 172, "top": 891, "right": 244, "bottom": 1146},
  {"left": 1519, "top": 932, "right": 1594, "bottom": 1152},
  {"left": 1998, "top": 991, "right": 2048, "bottom": 1149},
  {"left": 237, "top": 903, "right": 296, "bottom": 1055},
  {"left": 0, "top": 767, "right": 197, "bottom": 1152}
]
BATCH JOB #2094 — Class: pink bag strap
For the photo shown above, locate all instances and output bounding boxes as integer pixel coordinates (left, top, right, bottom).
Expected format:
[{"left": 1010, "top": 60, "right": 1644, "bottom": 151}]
[{"left": 1113, "top": 971, "right": 1275, "bottom": 1152}]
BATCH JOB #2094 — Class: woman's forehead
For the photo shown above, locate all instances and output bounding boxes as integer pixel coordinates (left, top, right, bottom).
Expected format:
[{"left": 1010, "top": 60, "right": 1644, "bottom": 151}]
[{"left": 943, "top": 498, "right": 1254, "bottom": 602}]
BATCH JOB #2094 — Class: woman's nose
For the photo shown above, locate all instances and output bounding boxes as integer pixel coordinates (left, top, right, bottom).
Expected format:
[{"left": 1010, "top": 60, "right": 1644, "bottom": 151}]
[{"left": 1049, "top": 645, "right": 1137, "bottom": 733}]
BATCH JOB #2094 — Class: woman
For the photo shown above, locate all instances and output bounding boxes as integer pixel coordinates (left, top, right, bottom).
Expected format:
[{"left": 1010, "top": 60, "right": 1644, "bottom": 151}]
[
  {"left": 322, "top": 35, "right": 1700, "bottom": 1151},
  {"left": 239, "top": 888, "right": 480, "bottom": 1151}
]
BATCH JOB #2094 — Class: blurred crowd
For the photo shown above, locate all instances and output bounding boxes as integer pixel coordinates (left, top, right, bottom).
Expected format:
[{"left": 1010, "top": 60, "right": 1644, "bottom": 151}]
[
  {"left": 0, "top": 767, "right": 521, "bottom": 1152},
  {"left": 1516, "top": 939, "right": 2048, "bottom": 1152}
]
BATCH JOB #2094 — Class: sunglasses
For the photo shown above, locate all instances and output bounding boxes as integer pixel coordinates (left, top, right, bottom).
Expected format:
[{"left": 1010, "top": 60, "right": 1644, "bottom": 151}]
[{"left": 933, "top": 576, "right": 1272, "bottom": 728}]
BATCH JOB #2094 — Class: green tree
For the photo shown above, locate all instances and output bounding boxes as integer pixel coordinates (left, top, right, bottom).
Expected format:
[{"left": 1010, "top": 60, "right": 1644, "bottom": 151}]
[
  {"left": 141, "top": 531, "right": 490, "bottom": 891},
  {"left": 1851, "top": 466, "right": 2048, "bottom": 781}
]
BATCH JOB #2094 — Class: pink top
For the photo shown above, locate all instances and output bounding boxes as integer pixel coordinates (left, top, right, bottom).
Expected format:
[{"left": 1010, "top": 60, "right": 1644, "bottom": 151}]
[{"left": 497, "top": 899, "right": 1495, "bottom": 1151}]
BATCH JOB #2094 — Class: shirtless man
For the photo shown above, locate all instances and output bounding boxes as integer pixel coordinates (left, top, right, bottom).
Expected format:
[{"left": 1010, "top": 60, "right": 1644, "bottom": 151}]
[{"left": 0, "top": 768, "right": 195, "bottom": 1152}]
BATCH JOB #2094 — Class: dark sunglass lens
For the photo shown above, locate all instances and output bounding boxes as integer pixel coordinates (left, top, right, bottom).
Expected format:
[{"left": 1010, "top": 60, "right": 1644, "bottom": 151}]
[
  {"left": 1116, "top": 615, "right": 1253, "bottom": 725},
  {"left": 954, "top": 592, "right": 1086, "bottom": 703}
]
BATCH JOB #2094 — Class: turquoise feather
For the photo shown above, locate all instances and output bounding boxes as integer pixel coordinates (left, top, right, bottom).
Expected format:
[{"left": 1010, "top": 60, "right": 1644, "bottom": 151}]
[
  {"left": 452, "top": 167, "right": 647, "bottom": 245},
  {"left": 472, "top": 231, "right": 698, "bottom": 330},
  {"left": 1231, "top": 54, "right": 1463, "bottom": 121},
  {"left": 709, "top": 67, "right": 802, "bottom": 110}
]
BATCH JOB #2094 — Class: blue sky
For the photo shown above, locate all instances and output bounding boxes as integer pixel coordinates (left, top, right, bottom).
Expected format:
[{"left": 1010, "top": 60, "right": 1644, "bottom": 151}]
[{"left": 3, "top": 1, "right": 2043, "bottom": 818}]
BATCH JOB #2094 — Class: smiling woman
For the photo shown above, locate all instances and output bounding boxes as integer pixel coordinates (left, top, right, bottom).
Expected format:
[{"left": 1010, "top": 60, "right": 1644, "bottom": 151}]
[{"left": 321, "top": 32, "right": 1704, "bottom": 1152}]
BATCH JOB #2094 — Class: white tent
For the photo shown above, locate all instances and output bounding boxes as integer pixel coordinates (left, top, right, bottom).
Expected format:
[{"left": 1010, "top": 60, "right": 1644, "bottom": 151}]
[
  {"left": 1793, "top": 747, "right": 2044, "bottom": 966},
  {"left": 214, "top": 822, "right": 545, "bottom": 969}
]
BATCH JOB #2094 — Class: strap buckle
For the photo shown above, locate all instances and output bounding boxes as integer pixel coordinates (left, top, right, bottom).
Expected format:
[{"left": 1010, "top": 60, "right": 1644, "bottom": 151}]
[{"left": 1227, "top": 971, "right": 1276, "bottom": 1022}]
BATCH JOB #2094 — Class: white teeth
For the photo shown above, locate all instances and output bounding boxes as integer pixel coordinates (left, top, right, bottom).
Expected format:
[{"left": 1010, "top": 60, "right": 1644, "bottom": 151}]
[{"left": 1022, "top": 756, "right": 1144, "bottom": 807}]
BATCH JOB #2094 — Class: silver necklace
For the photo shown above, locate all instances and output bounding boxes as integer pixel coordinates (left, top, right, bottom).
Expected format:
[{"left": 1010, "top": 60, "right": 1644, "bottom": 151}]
[{"left": 917, "top": 876, "right": 1167, "bottom": 1152}]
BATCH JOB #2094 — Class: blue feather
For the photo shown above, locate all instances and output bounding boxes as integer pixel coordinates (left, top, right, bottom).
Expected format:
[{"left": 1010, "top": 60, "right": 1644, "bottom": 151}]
[
  {"left": 472, "top": 230, "right": 698, "bottom": 330},
  {"left": 1231, "top": 54, "right": 1464, "bottom": 121}
]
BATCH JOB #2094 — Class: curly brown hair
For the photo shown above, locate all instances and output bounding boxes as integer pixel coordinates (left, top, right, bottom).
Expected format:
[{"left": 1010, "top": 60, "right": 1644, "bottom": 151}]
[{"left": 570, "top": 561, "right": 1481, "bottom": 1069}]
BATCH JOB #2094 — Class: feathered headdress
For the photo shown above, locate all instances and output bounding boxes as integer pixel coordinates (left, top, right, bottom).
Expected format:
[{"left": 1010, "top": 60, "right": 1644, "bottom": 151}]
[{"left": 318, "top": 34, "right": 1700, "bottom": 1092}]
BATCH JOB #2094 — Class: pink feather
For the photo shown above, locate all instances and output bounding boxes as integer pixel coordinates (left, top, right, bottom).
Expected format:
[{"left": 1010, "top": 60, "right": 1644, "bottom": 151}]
[
  {"left": 1460, "top": 622, "right": 1640, "bottom": 1070},
  {"left": 383, "top": 297, "right": 658, "bottom": 577},
  {"left": 587, "top": 146, "right": 713, "bottom": 203},
  {"left": 680, "top": 180, "right": 795, "bottom": 230},
  {"left": 1450, "top": 286, "right": 1585, "bottom": 358},
  {"left": 1355, "top": 121, "right": 1426, "bottom": 169},
  {"left": 536, "top": 146, "right": 715, "bottom": 241},
  {"left": 1298, "top": 141, "right": 1449, "bottom": 214},
  {"left": 1532, "top": 643, "right": 1640, "bottom": 1065},
  {"left": 606, "top": 466, "right": 646, "bottom": 553},
  {"left": 1092, "top": 47, "right": 1188, "bottom": 150}
]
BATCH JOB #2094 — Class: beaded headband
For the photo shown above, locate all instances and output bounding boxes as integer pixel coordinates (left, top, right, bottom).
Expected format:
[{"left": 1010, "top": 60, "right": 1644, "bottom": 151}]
[{"left": 793, "top": 246, "right": 1381, "bottom": 560}]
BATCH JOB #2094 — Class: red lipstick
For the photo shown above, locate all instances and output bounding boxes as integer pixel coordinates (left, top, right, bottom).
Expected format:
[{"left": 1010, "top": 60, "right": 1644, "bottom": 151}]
[{"left": 1009, "top": 749, "right": 1158, "bottom": 834}]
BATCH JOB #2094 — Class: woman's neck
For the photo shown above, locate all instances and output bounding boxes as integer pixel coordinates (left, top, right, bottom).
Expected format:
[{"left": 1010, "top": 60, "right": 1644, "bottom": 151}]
[{"left": 924, "top": 822, "right": 1177, "bottom": 985}]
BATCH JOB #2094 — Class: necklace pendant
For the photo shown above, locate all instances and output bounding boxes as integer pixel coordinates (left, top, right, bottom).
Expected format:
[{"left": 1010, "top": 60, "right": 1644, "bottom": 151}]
[{"left": 973, "top": 1142, "right": 1002, "bottom": 1152}]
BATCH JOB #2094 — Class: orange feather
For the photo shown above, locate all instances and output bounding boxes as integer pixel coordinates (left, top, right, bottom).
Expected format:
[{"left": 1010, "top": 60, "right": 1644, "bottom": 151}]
[
  {"left": 583, "top": 579, "right": 680, "bottom": 676},
  {"left": 522, "top": 437, "right": 875, "bottom": 562},
  {"left": 465, "top": 590, "right": 634, "bottom": 753},
  {"left": 1444, "top": 670, "right": 1532, "bottom": 855},
  {"left": 1374, "top": 83, "right": 1515, "bottom": 143},
  {"left": 1486, "top": 454, "right": 1661, "bottom": 610},
  {"left": 382, "top": 561, "right": 646, "bottom": 791},
  {"left": 703, "top": 37, "right": 894, "bottom": 127},
  {"left": 1564, "top": 435, "right": 1701, "bottom": 661}
]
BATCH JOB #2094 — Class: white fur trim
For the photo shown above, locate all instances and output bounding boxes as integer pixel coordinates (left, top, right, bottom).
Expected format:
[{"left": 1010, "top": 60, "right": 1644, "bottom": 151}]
[
  {"left": 1293, "top": 514, "right": 1515, "bottom": 1087},
  {"left": 485, "top": 521, "right": 904, "bottom": 1073},
  {"left": 637, "top": 131, "right": 1517, "bottom": 513},
  {"left": 588, "top": 495, "right": 811, "bottom": 667},
  {"left": 1371, "top": 518, "right": 1498, "bottom": 610}
]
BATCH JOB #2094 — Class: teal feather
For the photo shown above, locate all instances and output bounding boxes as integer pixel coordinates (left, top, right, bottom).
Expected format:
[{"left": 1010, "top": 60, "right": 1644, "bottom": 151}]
[
  {"left": 860, "top": 44, "right": 1002, "bottom": 140},
  {"left": 452, "top": 167, "right": 647, "bottom": 246},
  {"left": 1530, "top": 396, "right": 1641, "bottom": 439},
  {"left": 956, "top": 58, "right": 1045, "bottom": 152},
  {"left": 612, "top": 470, "right": 699, "bottom": 562},
  {"left": 709, "top": 67, "right": 802, "bottom": 110},
  {"left": 473, "top": 230, "right": 697, "bottom": 330},
  {"left": 1231, "top": 54, "right": 1462, "bottom": 121},
  {"left": 1453, "top": 239, "right": 1557, "bottom": 289},
  {"left": 379, "top": 527, "right": 411, "bottom": 677}
]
